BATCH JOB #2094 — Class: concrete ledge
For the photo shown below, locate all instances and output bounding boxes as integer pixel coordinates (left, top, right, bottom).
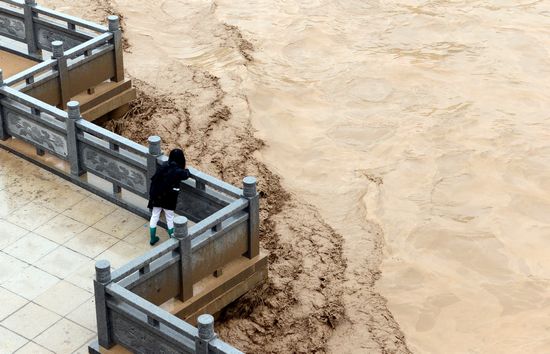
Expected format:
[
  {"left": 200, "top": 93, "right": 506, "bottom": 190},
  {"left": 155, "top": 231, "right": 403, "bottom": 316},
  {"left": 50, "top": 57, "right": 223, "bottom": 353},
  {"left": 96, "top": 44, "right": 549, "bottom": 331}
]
[
  {"left": 164, "top": 253, "right": 268, "bottom": 324},
  {"left": 79, "top": 83, "right": 137, "bottom": 122},
  {"left": 75, "top": 79, "right": 132, "bottom": 112}
]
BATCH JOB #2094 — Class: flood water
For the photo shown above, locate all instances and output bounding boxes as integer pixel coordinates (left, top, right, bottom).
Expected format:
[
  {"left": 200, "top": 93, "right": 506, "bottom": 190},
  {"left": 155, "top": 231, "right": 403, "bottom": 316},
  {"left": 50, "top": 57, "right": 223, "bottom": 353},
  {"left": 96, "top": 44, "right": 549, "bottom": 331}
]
[
  {"left": 85, "top": 0, "right": 550, "bottom": 352},
  {"left": 211, "top": 1, "right": 550, "bottom": 353}
]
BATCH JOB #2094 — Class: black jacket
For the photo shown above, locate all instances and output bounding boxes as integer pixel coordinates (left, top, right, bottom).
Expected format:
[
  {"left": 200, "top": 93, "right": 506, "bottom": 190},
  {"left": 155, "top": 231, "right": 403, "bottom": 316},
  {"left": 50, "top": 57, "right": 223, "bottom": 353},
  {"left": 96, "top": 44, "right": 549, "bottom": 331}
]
[{"left": 147, "top": 162, "right": 190, "bottom": 210}]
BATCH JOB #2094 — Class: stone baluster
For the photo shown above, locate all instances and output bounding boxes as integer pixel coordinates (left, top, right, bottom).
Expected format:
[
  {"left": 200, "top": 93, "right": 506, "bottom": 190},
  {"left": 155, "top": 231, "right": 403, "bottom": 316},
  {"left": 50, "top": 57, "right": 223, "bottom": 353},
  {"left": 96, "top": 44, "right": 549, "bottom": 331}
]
[
  {"left": 23, "top": 0, "right": 41, "bottom": 59},
  {"left": 195, "top": 314, "right": 217, "bottom": 353},
  {"left": 94, "top": 260, "right": 114, "bottom": 348},
  {"left": 175, "top": 216, "right": 193, "bottom": 301},
  {"left": 51, "top": 41, "right": 69, "bottom": 109},
  {"left": 108, "top": 15, "right": 124, "bottom": 82},
  {"left": 66, "top": 101, "right": 84, "bottom": 176},
  {"left": 147, "top": 135, "right": 162, "bottom": 194},
  {"left": 243, "top": 176, "right": 260, "bottom": 258},
  {"left": 0, "top": 69, "right": 9, "bottom": 141}
]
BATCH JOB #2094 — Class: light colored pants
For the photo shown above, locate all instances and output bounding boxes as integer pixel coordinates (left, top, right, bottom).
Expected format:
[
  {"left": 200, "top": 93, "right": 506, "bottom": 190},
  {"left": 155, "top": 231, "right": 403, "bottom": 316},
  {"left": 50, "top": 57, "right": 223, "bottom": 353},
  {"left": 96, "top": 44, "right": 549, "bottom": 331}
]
[{"left": 149, "top": 207, "right": 175, "bottom": 229}]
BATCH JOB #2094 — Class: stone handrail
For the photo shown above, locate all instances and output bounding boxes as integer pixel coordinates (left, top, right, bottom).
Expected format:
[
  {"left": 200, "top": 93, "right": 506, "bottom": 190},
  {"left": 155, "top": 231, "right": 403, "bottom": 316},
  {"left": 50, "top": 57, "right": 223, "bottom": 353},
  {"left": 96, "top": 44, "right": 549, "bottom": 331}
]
[
  {"left": 95, "top": 260, "right": 243, "bottom": 354},
  {"left": 0, "top": 3, "right": 262, "bottom": 352},
  {"left": 33, "top": 4, "right": 109, "bottom": 34},
  {"left": 3, "top": 59, "right": 57, "bottom": 88},
  {"left": 0, "top": 0, "right": 107, "bottom": 53},
  {"left": 4, "top": 32, "right": 114, "bottom": 90},
  {"left": 0, "top": 86, "right": 150, "bottom": 195},
  {"left": 0, "top": 85, "right": 248, "bottom": 208},
  {"left": 189, "top": 198, "right": 249, "bottom": 239},
  {"left": 64, "top": 31, "right": 112, "bottom": 59},
  {"left": 110, "top": 193, "right": 253, "bottom": 284},
  {"left": 0, "top": 84, "right": 66, "bottom": 119},
  {"left": 0, "top": 82, "right": 249, "bottom": 221},
  {"left": 187, "top": 166, "right": 244, "bottom": 198},
  {"left": 0, "top": 0, "right": 23, "bottom": 7},
  {"left": 92, "top": 208, "right": 257, "bottom": 353},
  {"left": 110, "top": 193, "right": 256, "bottom": 285},
  {"left": 91, "top": 187, "right": 258, "bottom": 354},
  {"left": 113, "top": 184, "right": 259, "bottom": 272},
  {"left": 106, "top": 282, "right": 199, "bottom": 341},
  {"left": 110, "top": 239, "right": 180, "bottom": 283},
  {"left": 0, "top": 0, "right": 255, "bottom": 223},
  {"left": 1, "top": 1, "right": 123, "bottom": 103}
]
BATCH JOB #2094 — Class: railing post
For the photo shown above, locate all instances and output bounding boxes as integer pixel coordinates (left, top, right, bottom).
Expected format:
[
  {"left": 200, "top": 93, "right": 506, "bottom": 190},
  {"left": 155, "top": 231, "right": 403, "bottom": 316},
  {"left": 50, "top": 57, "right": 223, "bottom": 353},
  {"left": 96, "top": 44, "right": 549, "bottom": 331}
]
[
  {"left": 147, "top": 135, "right": 162, "bottom": 194},
  {"left": 108, "top": 15, "right": 124, "bottom": 82},
  {"left": 174, "top": 216, "right": 193, "bottom": 301},
  {"left": 94, "top": 260, "right": 114, "bottom": 349},
  {"left": 195, "top": 314, "right": 216, "bottom": 354},
  {"left": 67, "top": 101, "right": 84, "bottom": 176},
  {"left": 243, "top": 176, "right": 260, "bottom": 258},
  {"left": 158, "top": 155, "right": 169, "bottom": 166},
  {"left": 23, "top": 0, "right": 42, "bottom": 59},
  {"left": 196, "top": 180, "right": 205, "bottom": 191},
  {"left": 110, "top": 142, "right": 122, "bottom": 194},
  {"left": 52, "top": 41, "right": 69, "bottom": 109},
  {"left": 0, "top": 69, "right": 9, "bottom": 141}
]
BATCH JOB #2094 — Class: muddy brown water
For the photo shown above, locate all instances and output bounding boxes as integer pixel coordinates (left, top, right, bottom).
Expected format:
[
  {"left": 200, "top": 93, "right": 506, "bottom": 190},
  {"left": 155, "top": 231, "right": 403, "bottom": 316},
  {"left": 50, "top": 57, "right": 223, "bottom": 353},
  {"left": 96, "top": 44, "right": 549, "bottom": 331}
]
[{"left": 38, "top": 0, "right": 550, "bottom": 353}]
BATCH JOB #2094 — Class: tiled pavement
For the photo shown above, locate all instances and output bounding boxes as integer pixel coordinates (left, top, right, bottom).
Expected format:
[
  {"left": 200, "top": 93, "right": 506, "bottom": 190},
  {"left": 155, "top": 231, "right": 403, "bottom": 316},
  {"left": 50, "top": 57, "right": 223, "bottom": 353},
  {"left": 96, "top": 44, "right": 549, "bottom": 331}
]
[{"left": 0, "top": 149, "right": 169, "bottom": 353}]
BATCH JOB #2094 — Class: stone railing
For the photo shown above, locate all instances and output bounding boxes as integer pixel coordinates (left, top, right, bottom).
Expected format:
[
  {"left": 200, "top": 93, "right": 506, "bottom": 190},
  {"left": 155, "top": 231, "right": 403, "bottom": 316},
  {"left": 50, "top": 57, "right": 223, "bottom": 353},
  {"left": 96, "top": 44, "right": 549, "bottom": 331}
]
[
  {"left": 0, "top": 84, "right": 151, "bottom": 197},
  {"left": 109, "top": 181, "right": 259, "bottom": 299},
  {"left": 0, "top": 78, "right": 252, "bottom": 221},
  {"left": 0, "top": 85, "right": 261, "bottom": 352},
  {"left": 0, "top": 0, "right": 109, "bottom": 54},
  {"left": 92, "top": 204, "right": 261, "bottom": 353},
  {"left": 0, "top": 2, "right": 266, "bottom": 352},
  {"left": 0, "top": 0, "right": 124, "bottom": 109}
]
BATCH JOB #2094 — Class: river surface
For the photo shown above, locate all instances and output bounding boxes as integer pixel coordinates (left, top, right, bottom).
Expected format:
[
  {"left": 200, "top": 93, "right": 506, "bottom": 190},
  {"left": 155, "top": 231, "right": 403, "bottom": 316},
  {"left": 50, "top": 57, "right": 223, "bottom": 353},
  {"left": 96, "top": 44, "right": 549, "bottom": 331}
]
[
  {"left": 206, "top": 1, "right": 550, "bottom": 353},
  {"left": 54, "top": 0, "right": 550, "bottom": 352}
]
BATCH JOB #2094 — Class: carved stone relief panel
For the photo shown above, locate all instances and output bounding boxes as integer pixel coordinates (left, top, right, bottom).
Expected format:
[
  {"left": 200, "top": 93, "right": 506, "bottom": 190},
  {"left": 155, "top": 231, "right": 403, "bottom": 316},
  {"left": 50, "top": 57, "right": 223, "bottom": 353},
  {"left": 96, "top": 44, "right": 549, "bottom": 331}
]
[
  {"left": 5, "top": 110, "right": 68, "bottom": 157},
  {"left": 36, "top": 26, "right": 83, "bottom": 50},
  {"left": 111, "top": 311, "right": 184, "bottom": 354},
  {"left": 0, "top": 14, "right": 25, "bottom": 40},
  {"left": 80, "top": 145, "right": 147, "bottom": 194}
]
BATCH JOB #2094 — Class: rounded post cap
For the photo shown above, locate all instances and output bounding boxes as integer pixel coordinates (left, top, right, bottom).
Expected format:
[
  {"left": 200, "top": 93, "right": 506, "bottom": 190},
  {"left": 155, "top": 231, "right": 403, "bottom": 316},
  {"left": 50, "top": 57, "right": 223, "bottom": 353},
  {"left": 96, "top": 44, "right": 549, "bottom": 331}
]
[
  {"left": 197, "top": 314, "right": 215, "bottom": 339},
  {"left": 108, "top": 15, "right": 120, "bottom": 31},
  {"left": 96, "top": 259, "right": 110, "bottom": 270},
  {"left": 174, "top": 216, "right": 188, "bottom": 226},
  {"left": 95, "top": 259, "right": 111, "bottom": 283},
  {"left": 148, "top": 136, "right": 162, "bottom": 155},
  {"left": 174, "top": 216, "right": 189, "bottom": 239},
  {"left": 25, "top": 0, "right": 36, "bottom": 5},
  {"left": 51, "top": 41, "right": 64, "bottom": 58},
  {"left": 243, "top": 176, "right": 257, "bottom": 197},
  {"left": 157, "top": 155, "right": 169, "bottom": 166},
  {"left": 67, "top": 101, "right": 81, "bottom": 119},
  {"left": 148, "top": 135, "right": 161, "bottom": 144},
  {"left": 67, "top": 101, "right": 80, "bottom": 109}
]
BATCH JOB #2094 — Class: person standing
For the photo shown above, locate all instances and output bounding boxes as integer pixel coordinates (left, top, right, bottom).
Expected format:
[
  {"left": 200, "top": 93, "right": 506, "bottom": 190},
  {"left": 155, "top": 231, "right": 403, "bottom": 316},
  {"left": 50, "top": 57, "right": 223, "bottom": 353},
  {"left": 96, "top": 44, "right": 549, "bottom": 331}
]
[{"left": 147, "top": 148, "right": 190, "bottom": 245}]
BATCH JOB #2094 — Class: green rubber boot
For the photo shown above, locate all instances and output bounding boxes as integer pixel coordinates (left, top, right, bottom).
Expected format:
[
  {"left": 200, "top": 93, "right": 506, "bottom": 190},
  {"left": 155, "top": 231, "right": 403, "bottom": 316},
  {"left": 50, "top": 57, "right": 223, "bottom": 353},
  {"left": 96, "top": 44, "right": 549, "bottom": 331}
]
[
  {"left": 168, "top": 228, "right": 174, "bottom": 238},
  {"left": 149, "top": 227, "right": 159, "bottom": 246}
]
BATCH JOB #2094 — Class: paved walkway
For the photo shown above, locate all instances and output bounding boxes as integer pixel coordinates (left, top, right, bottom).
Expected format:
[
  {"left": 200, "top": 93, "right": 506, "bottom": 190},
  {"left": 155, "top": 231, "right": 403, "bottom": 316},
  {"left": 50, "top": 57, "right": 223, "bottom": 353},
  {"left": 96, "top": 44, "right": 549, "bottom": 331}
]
[{"left": 0, "top": 149, "right": 167, "bottom": 353}]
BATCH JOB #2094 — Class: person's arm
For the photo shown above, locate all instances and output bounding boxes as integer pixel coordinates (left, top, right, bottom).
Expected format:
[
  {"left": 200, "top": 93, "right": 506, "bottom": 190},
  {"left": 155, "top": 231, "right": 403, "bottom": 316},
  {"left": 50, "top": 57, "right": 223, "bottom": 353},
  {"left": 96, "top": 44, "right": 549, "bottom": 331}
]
[
  {"left": 169, "top": 168, "right": 188, "bottom": 193},
  {"left": 179, "top": 167, "right": 191, "bottom": 181}
]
